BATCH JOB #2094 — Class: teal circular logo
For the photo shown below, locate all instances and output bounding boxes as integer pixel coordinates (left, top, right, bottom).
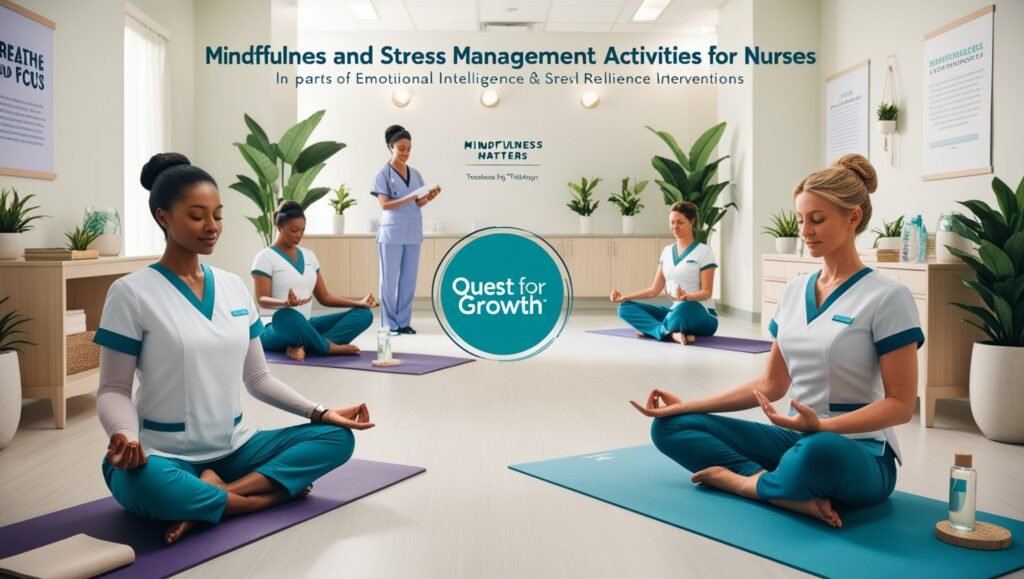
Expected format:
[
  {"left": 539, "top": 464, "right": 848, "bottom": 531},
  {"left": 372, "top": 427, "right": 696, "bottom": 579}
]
[{"left": 433, "top": 228, "right": 572, "bottom": 360}]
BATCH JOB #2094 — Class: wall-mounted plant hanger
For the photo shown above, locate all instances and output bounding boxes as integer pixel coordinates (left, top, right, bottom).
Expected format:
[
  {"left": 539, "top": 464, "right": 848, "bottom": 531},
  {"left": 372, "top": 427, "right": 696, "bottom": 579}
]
[{"left": 878, "top": 55, "right": 900, "bottom": 168}]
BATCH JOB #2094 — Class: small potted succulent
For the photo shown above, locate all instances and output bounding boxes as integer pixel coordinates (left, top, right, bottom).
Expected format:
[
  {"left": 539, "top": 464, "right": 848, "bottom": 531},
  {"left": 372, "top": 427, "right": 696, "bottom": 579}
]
[
  {"left": 762, "top": 210, "right": 800, "bottom": 254},
  {"left": 871, "top": 216, "right": 904, "bottom": 250},
  {"left": 65, "top": 225, "right": 101, "bottom": 256},
  {"left": 0, "top": 296, "right": 33, "bottom": 450},
  {"left": 608, "top": 178, "right": 647, "bottom": 234},
  {"left": 0, "top": 187, "right": 46, "bottom": 260},
  {"left": 327, "top": 183, "right": 357, "bottom": 235},
  {"left": 83, "top": 206, "right": 122, "bottom": 256},
  {"left": 567, "top": 177, "right": 601, "bottom": 234},
  {"left": 877, "top": 102, "right": 898, "bottom": 135}
]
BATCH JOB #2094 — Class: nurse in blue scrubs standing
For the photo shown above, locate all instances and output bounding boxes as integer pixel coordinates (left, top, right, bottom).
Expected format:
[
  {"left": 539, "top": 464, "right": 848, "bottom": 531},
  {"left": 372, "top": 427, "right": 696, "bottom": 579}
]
[
  {"left": 631, "top": 154, "right": 923, "bottom": 528},
  {"left": 372, "top": 124, "right": 440, "bottom": 335}
]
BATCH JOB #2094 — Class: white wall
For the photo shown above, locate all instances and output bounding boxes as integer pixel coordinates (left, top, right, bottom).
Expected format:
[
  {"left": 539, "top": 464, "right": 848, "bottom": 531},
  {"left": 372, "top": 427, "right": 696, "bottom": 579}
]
[
  {"left": 294, "top": 32, "right": 719, "bottom": 242},
  {"left": 3, "top": 0, "right": 124, "bottom": 249},
  {"left": 820, "top": 0, "right": 1024, "bottom": 244}
]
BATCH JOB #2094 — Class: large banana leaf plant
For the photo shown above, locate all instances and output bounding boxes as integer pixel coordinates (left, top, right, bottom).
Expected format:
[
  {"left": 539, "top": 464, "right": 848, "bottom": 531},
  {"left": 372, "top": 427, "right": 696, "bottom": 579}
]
[
  {"left": 231, "top": 110, "right": 346, "bottom": 246},
  {"left": 948, "top": 176, "right": 1024, "bottom": 347},
  {"left": 647, "top": 122, "right": 734, "bottom": 244}
]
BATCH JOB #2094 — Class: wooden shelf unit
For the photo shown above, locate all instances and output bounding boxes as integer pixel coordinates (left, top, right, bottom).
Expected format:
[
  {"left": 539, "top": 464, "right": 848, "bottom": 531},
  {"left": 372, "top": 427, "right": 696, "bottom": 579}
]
[{"left": 0, "top": 256, "right": 157, "bottom": 428}]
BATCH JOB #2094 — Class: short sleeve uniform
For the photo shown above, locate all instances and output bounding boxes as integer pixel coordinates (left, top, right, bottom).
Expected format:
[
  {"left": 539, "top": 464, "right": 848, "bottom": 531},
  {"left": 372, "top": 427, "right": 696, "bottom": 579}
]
[
  {"left": 769, "top": 268, "right": 925, "bottom": 462},
  {"left": 251, "top": 246, "right": 320, "bottom": 319},
  {"left": 93, "top": 264, "right": 264, "bottom": 462},
  {"left": 658, "top": 241, "right": 717, "bottom": 311},
  {"left": 371, "top": 164, "right": 424, "bottom": 245}
]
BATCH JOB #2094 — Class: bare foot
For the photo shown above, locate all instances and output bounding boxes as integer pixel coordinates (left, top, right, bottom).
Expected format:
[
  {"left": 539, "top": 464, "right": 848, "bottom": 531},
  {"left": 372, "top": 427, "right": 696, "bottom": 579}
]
[
  {"left": 670, "top": 332, "right": 687, "bottom": 345},
  {"left": 690, "top": 466, "right": 760, "bottom": 499},
  {"left": 685, "top": 334, "right": 697, "bottom": 344},
  {"left": 770, "top": 497, "right": 843, "bottom": 528},
  {"left": 200, "top": 469, "right": 226, "bottom": 490},
  {"left": 329, "top": 343, "right": 360, "bottom": 355},
  {"left": 165, "top": 520, "right": 196, "bottom": 544},
  {"left": 286, "top": 345, "right": 306, "bottom": 361},
  {"left": 636, "top": 331, "right": 645, "bottom": 338},
  {"left": 299, "top": 484, "right": 313, "bottom": 498}
]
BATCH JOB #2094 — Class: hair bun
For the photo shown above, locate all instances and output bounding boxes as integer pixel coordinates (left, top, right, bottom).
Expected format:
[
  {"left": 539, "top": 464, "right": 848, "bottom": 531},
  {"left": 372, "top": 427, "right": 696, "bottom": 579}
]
[
  {"left": 140, "top": 152, "right": 191, "bottom": 191},
  {"left": 833, "top": 153, "right": 877, "bottom": 194},
  {"left": 384, "top": 124, "right": 407, "bottom": 145}
]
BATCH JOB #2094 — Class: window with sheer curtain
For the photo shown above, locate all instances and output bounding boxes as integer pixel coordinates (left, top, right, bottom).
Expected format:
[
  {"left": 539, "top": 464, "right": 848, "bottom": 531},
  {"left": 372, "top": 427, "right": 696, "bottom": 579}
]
[{"left": 123, "top": 9, "right": 169, "bottom": 256}]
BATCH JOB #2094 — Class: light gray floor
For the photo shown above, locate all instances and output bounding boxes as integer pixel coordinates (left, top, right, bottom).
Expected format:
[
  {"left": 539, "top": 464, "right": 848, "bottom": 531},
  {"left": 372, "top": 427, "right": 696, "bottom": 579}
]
[{"left": 2, "top": 310, "right": 1022, "bottom": 578}]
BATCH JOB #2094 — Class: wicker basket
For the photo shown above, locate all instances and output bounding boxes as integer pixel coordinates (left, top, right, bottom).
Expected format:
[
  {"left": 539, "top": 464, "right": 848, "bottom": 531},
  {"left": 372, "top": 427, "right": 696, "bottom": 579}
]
[{"left": 67, "top": 330, "right": 99, "bottom": 375}]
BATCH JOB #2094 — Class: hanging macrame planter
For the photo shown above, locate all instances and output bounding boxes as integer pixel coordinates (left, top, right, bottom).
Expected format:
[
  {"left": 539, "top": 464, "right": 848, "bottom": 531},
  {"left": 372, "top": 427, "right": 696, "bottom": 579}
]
[{"left": 878, "top": 55, "right": 900, "bottom": 167}]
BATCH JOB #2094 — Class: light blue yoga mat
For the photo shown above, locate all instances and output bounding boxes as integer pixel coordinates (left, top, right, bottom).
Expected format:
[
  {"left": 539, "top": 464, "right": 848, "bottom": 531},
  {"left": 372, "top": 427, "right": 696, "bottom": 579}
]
[{"left": 510, "top": 445, "right": 1024, "bottom": 578}]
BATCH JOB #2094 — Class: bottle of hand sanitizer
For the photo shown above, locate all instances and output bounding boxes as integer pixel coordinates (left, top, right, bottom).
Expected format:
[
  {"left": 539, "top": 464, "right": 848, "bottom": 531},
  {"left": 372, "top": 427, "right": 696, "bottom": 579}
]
[{"left": 949, "top": 452, "right": 977, "bottom": 531}]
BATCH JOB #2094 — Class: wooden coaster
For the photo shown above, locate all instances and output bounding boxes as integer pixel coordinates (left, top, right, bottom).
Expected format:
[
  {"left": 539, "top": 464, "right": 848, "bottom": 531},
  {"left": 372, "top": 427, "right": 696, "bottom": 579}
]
[
  {"left": 936, "top": 520, "right": 1013, "bottom": 550},
  {"left": 371, "top": 358, "right": 402, "bottom": 367}
]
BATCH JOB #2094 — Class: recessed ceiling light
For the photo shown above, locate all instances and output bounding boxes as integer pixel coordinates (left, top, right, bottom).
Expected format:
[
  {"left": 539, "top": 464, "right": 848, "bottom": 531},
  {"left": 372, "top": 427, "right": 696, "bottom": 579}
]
[
  {"left": 632, "top": 0, "right": 671, "bottom": 22},
  {"left": 349, "top": 0, "right": 379, "bottom": 21}
]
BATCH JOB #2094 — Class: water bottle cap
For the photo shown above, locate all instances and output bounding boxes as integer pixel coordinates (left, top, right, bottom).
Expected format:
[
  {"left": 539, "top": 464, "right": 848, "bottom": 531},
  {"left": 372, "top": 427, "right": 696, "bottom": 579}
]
[{"left": 955, "top": 452, "right": 973, "bottom": 468}]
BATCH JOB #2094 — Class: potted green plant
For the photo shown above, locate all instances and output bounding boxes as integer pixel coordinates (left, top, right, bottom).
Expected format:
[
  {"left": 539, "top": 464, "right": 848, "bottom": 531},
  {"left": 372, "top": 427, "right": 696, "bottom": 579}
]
[
  {"left": 947, "top": 176, "right": 1024, "bottom": 443},
  {"left": 877, "top": 102, "right": 898, "bottom": 135},
  {"left": 567, "top": 177, "right": 601, "bottom": 234},
  {"left": 65, "top": 226, "right": 100, "bottom": 255},
  {"left": 647, "top": 123, "right": 734, "bottom": 244},
  {"left": 0, "top": 296, "right": 33, "bottom": 449},
  {"left": 83, "top": 206, "right": 122, "bottom": 256},
  {"left": 230, "top": 111, "right": 346, "bottom": 246},
  {"left": 327, "top": 183, "right": 357, "bottom": 235},
  {"left": 762, "top": 210, "right": 800, "bottom": 254},
  {"left": 870, "top": 215, "right": 904, "bottom": 251},
  {"left": 0, "top": 187, "right": 46, "bottom": 260},
  {"left": 608, "top": 178, "right": 647, "bottom": 234}
]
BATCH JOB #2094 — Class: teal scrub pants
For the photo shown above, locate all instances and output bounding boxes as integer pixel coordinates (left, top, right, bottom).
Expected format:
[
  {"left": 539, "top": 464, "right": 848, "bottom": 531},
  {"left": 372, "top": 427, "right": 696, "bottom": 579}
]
[
  {"left": 651, "top": 413, "right": 897, "bottom": 506},
  {"left": 260, "top": 307, "right": 373, "bottom": 355},
  {"left": 618, "top": 301, "right": 718, "bottom": 340},
  {"left": 102, "top": 424, "right": 355, "bottom": 524}
]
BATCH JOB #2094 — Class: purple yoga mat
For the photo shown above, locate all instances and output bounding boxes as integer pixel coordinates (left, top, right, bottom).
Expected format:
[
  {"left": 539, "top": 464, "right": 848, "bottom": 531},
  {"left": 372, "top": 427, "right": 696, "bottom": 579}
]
[
  {"left": 0, "top": 459, "right": 424, "bottom": 578},
  {"left": 264, "top": 350, "right": 474, "bottom": 375},
  {"left": 587, "top": 328, "right": 773, "bottom": 353}
]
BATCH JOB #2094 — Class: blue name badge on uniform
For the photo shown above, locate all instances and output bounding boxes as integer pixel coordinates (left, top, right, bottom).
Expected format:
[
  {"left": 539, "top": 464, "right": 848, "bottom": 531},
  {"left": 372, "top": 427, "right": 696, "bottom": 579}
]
[
  {"left": 832, "top": 314, "right": 855, "bottom": 324},
  {"left": 231, "top": 308, "right": 249, "bottom": 317}
]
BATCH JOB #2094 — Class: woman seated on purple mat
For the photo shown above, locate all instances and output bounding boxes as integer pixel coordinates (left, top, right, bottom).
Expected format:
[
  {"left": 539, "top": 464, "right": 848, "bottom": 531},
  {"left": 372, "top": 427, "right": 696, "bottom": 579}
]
[
  {"left": 93, "top": 153, "right": 375, "bottom": 544},
  {"left": 610, "top": 201, "right": 719, "bottom": 346},
  {"left": 630, "top": 154, "right": 922, "bottom": 527}
]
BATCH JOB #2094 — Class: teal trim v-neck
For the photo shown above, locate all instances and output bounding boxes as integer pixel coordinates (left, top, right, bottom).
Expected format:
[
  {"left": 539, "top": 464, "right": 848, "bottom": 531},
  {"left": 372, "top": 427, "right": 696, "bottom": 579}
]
[
  {"left": 270, "top": 246, "right": 305, "bottom": 275},
  {"left": 150, "top": 263, "right": 216, "bottom": 320},
  {"left": 805, "top": 267, "right": 872, "bottom": 324},
  {"left": 671, "top": 241, "right": 699, "bottom": 266}
]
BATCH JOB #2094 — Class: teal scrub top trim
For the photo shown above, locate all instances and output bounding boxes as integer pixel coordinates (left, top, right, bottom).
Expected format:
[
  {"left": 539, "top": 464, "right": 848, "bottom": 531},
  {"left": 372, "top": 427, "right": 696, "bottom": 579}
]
[
  {"left": 671, "top": 241, "right": 700, "bottom": 266},
  {"left": 804, "top": 267, "right": 873, "bottom": 324},
  {"left": 768, "top": 319, "right": 779, "bottom": 338},
  {"left": 93, "top": 328, "right": 142, "bottom": 357},
  {"left": 149, "top": 263, "right": 215, "bottom": 321},
  {"left": 143, "top": 413, "right": 244, "bottom": 433},
  {"left": 251, "top": 269, "right": 272, "bottom": 279},
  {"left": 875, "top": 327, "right": 926, "bottom": 356},
  {"left": 700, "top": 263, "right": 718, "bottom": 271},
  {"left": 249, "top": 319, "right": 265, "bottom": 339},
  {"left": 270, "top": 246, "right": 305, "bottom": 275}
]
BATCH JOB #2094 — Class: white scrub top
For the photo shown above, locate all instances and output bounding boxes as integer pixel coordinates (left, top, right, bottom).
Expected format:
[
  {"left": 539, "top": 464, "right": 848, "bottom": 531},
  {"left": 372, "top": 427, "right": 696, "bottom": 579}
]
[
  {"left": 371, "top": 163, "right": 424, "bottom": 245},
  {"left": 93, "top": 264, "right": 265, "bottom": 462},
  {"left": 251, "top": 246, "right": 320, "bottom": 319},
  {"left": 769, "top": 268, "right": 925, "bottom": 463},
  {"left": 658, "top": 241, "right": 717, "bottom": 311}
]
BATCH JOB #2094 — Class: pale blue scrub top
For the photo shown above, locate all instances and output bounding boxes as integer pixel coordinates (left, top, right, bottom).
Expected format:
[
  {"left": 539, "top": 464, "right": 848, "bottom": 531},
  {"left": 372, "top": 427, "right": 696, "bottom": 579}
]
[{"left": 371, "top": 163, "right": 424, "bottom": 245}]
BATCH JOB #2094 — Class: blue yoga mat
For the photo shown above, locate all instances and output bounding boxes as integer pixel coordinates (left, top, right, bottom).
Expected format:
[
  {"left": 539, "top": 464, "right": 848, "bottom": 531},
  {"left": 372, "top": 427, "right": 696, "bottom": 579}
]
[{"left": 510, "top": 445, "right": 1024, "bottom": 578}]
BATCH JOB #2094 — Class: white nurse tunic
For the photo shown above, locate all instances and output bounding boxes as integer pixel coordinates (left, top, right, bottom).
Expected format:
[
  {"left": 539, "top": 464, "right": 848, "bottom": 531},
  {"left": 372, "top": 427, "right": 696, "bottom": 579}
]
[
  {"left": 251, "top": 246, "right": 321, "bottom": 319},
  {"left": 658, "top": 241, "right": 717, "bottom": 311},
  {"left": 769, "top": 268, "right": 925, "bottom": 462},
  {"left": 94, "top": 264, "right": 265, "bottom": 462}
]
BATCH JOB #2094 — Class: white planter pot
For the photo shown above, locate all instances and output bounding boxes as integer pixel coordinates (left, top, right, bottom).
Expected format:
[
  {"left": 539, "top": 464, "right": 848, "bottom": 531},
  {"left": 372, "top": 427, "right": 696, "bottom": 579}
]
[
  {"left": 876, "top": 237, "right": 901, "bottom": 251},
  {"left": 774, "top": 237, "right": 799, "bottom": 254},
  {"left": 621, "top": 216, "right": 635, "bottom": 235},
  {"left": 878, "top": 120, "right": 897, "bottom": 134},
  {"left": 579, "top": 216, "right": 593, "bottom": 235},
  {"left": 0, "top": 233, "right": 24, "bottom": 260},
  {"left": 88, "top": 234, "right": 122, "bottom": 256},
  {"left": 936, "top": 231, "right": 971, "bottom": 263},
  {"left": 969, "top": 342, "right": 1024, "bottom": 443},
  {"left": 0, "top": 350, "right": 22, "bottom": 450},
  {"left": 332, "top": 214, "right": 346, "bottom": 235}
]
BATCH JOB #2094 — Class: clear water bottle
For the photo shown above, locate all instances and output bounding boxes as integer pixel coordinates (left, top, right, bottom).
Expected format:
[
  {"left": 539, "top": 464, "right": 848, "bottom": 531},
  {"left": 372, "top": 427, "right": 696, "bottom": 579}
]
[
  {"left": 949, "top": 452, "right": 977, "bottom": 531},
  {"left": 376, "top": 327, "right": 391, "bottom": 361}
]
